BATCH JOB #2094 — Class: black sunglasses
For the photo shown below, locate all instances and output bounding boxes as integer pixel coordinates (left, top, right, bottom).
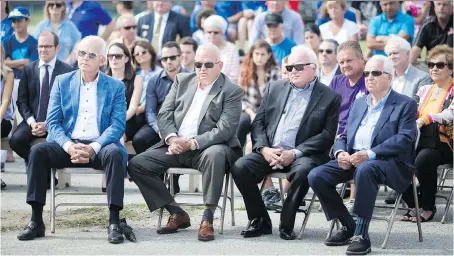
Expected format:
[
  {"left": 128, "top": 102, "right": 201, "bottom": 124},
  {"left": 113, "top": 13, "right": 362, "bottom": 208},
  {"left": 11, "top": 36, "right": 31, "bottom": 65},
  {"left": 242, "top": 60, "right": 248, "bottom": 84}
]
[
  {"left": 194, "top": 61, "right": 220, "bottom": 69},
  {"left": 107, "top": 54, "right": 124, "bottom": 60},
  {"left": 427, "top": 62, "right": 449, "bottom": 69},
  {"left": 285, "top": 63, "right": 312, "bottom": 72},
  {"left": 123, "top": 25, "right": 137, "bottom": 31},
  {"left": 363, "top": 70, "right": 389, "bottom": 77},
  {"left": 318, "top": 49, "right": 334, "bottom": 54},
  {"left": 160, "top": 55, "right": 180, "bottom": 62},
  {"left": 48, "top": 3, "right": 63, "bottom": 8},
  {"left": 77, "top": 50, "right": 100, "bottom": 60}
]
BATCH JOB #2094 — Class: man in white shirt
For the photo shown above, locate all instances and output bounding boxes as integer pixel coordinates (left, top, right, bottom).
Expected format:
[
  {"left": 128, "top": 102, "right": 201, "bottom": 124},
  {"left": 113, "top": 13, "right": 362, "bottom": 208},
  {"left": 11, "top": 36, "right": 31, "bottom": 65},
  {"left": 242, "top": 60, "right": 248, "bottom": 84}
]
[
  {"left": 318, "top": 39, "right": 342, "bottom": 86},
  {"left": 17, "top": 36, "right": 128, "bottom": 244},
  {"left": 128, "top": 43, "right": 243, "bottom": 242}
]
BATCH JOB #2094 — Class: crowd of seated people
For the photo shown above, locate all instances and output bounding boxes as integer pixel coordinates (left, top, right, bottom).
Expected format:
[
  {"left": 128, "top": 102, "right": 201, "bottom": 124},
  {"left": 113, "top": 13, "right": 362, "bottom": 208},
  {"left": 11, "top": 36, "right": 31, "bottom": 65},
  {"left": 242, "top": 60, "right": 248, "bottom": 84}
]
[{"left": 1, "top": 1, "right": 453, "bottom": 254}]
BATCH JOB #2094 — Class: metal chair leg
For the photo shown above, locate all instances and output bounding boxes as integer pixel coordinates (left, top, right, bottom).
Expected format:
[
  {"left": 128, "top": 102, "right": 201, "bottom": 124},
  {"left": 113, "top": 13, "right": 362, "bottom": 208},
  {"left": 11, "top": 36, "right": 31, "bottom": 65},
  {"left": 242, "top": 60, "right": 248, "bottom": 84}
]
[
  {"left": 50, "top": 168, "right": 56, "bottom": 233},
  {"left": 229, "top": 173, "right": 235, "bottom": 226},
  {"left": 327, "top": 182, "right": 348, "bottom": 239},
  {"left": 381, "top": 193, "right": 403, "bottom": 249},
  {"left": 441, "top": 188, "right": 453, "bottom": 224},
  {"left": 278, "top": 178, "right": 285, "bottom": 203},
  {"left": 158, "top": 208, "right": 164, "bottom": 228},
  {"left": 298, "top": 193, "right": 316, "bottom": 240},
  {"left": 219, "top": 173, "right": 229, "bottom": 234}
]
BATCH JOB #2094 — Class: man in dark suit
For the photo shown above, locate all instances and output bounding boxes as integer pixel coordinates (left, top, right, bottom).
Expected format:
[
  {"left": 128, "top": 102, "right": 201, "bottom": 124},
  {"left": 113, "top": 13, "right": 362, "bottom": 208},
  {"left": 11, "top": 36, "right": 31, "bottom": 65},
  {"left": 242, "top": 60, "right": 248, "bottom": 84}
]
[
  {"left": 231, "top": 45, "right": 342, "bottom": 240},
  {"left": 9, "top": 31, "right": 73, "bottom": 163},
  {"left": 308, "top": 55, "right": 418, "bottom": 255},
  {"left": 128, "top": 44, "right": 243, "bottom": 242},
  {"left": 136, "top": 1, "right": 191, "bottom": 57}
]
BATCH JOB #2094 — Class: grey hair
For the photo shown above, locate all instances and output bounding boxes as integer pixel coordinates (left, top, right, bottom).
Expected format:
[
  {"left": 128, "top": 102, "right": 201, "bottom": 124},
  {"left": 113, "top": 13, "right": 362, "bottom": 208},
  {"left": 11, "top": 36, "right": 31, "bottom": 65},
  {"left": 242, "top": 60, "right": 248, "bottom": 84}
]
[
  {"left": 337, "top": 40, "right": 363, "bottom": 58},
  {"left": 196, "top": 43, "right": 221, "bottom": 61},
  {"left": 291, "top": 44, "right": 319, "bottom": 67},
  {"left": 384, "top": 35, "right": 411, "bottom": 54},
  {"left": 367, "top": 55, "right": 394, "bottom": 75},
  {"left": 116, "top": 13, "right": 136, "bottom": 29},
  {"left": 81, "top": 36, "right": 107, "bottom": 56},
  {"left": 203, "top": 15, "right": 228, "bottom": 35}
]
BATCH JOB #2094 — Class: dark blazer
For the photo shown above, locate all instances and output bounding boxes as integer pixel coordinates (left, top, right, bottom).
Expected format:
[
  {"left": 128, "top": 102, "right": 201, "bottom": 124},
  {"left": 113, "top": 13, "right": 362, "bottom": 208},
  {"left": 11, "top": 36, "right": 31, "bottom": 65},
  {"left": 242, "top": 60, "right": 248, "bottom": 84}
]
[
  {"left": 252, "top": 79, "right": 342, "bottom": 160},
  {"left": 16, "top": 59, "right": 73, "bottom": 122},
  {"left": 137, "top": 11, "right": 191, "bottom": 45}
]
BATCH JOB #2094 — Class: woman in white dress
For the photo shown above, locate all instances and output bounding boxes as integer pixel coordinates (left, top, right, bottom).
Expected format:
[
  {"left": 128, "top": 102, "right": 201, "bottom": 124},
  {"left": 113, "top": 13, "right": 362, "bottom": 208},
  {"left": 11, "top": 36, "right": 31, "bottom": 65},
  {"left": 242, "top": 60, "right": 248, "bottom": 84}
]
[{"left": 319, "top": 1, "right": 359, "bottom": 44}]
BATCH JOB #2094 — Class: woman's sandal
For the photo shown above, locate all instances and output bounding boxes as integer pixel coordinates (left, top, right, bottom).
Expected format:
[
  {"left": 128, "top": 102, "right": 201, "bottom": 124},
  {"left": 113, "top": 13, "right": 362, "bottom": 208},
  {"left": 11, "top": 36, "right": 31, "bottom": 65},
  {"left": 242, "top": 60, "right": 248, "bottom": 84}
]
[
  {"left": 400, "top": 210, "right": 416, "bottom": 221},
  {"left": 412, "top": 208, "right": 437, "bottom": 222}
]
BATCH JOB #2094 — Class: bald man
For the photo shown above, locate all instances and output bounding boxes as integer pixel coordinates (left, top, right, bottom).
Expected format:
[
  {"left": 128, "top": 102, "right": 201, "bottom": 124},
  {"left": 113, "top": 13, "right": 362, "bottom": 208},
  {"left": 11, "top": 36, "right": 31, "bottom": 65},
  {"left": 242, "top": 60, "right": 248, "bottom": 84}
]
[
  {"left": 17, "top": 36, "right": 128, "bottom": 244},
  {"left": 231, "top": 45, "right": 341, "bottom": 240},
  {"left": 128, "top": 43, "right": 243, "bottom": 241}
]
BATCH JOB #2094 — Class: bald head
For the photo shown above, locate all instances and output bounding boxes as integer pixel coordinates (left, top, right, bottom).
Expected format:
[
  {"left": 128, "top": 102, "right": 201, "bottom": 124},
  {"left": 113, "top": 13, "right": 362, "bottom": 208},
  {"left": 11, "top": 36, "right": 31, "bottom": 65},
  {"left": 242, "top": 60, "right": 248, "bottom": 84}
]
[
  {"left": 288, "top": 45, "right": 318, "bottom": 87},
  {"left": 77, "top": 36, "right": 107, "bottom": 74}
]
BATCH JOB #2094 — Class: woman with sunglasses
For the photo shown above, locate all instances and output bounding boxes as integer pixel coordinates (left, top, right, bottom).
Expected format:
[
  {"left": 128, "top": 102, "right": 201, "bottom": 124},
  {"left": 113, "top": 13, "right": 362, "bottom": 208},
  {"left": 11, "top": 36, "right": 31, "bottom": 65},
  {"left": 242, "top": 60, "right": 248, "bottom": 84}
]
[
  {"left": 319, "top": 1, "right": 359, "bottom": 44},
  {"left": 106, "top": 43, "right": 144, "bottom": 144},
  {"left": 33, "top": 1, "right": 81, "bottom": 63},
  {"left": 401, "top": 44, "right": 454, "bottom": 223},
  {"left": 131, "top": 41, "right": 162, "bottom": 120}
]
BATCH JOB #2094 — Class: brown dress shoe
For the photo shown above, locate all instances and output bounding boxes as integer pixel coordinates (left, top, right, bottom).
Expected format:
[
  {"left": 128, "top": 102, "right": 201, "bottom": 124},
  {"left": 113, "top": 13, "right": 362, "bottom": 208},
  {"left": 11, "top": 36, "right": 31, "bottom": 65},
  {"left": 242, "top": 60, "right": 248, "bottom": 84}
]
[
  {"left": 198, "top": 220, "right": 214, "bottom": 241},
  {"left": 157, "top": 213, "right": 191, "bottom": 234}
]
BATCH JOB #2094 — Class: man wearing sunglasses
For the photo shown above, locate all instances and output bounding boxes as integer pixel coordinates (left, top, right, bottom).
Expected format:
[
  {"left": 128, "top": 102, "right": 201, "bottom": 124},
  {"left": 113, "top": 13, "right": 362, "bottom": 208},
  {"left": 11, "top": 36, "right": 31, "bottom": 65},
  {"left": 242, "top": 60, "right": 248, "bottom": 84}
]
[
  {"left": 128, "top": 43, "right": 243, "bottom": 242},
  {"left": 309, "top": 56, "right": 418, "bottom": 255},
  {"left": 231, "top": 45, "right": 341, "bottom": 240},
  {"left": 108, "top": 13, "right": 147, "bottom": 51},
  {"left": 318, "top": 39, "right": 341, "bottom": 86},
  {"left": 17, "top": 36, "right": 128, "bottom": 244}
]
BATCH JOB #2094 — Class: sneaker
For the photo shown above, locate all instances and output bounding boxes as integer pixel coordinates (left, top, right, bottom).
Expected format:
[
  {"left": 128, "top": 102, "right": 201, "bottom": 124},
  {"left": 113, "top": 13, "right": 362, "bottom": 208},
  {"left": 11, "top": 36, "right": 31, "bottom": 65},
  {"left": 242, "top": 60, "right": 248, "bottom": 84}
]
[
  {"left": 267, "top": 190, "right": 281, "bottom": 204},
  {"left": 325, "top": 226, "right": 353, "bottom": 246},
  {"left": 261, "top": 187, "right": 278, "bottom": 202},
  {"left": 346, "top": 235, "right": 371, "bottom": 255},
  {"left": 345, "top": 200, "right": 356, "bottom": 216}
]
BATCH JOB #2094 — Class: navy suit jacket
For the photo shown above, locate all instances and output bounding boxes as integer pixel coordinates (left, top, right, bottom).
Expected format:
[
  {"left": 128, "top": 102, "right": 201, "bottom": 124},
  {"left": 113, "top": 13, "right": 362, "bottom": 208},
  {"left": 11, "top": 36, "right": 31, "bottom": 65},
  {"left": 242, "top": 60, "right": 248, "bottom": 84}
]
[{"left": 137, "top": 11, "right": 191, "bottom": 45}]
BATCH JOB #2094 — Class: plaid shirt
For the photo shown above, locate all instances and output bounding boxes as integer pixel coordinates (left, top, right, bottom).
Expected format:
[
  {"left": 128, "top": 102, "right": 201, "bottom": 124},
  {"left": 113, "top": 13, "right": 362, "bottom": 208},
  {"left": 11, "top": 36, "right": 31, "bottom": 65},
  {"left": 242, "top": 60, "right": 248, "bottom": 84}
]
[{"left": 242, "top": 66, "right": 280, "bottom": 112}]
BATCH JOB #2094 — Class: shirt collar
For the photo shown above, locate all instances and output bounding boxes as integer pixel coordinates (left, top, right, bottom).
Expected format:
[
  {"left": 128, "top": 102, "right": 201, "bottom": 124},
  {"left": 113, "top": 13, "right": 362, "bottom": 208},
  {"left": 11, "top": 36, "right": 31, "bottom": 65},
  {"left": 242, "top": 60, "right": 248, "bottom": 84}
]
[
  {"left": 160, "top": 67, "right": 186, "bottom": 79},
  {"left": 366, "top": 88, "right": 392, "bottom": 109},
  {"left": 80, "top": 71, "right": 100, "bottom": 86},
  {"left": 39, "top": 57, "right": 57, "bottom": 69},
  {"left": 394, "top": 64, "right": 411, "bottom": 77}
]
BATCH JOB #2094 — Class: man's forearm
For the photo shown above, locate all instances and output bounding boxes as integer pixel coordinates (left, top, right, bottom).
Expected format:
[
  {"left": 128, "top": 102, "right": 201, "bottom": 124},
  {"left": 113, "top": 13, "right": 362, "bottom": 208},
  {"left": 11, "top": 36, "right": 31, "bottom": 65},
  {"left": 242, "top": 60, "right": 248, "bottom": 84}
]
[{"left": 4, "top": 59, "right": 24, "bottom": 69}]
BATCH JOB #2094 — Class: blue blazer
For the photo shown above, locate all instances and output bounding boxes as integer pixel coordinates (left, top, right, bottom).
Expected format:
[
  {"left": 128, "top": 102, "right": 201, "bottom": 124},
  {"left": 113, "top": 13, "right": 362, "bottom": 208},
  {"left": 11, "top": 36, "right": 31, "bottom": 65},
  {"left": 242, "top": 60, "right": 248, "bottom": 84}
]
[{"left": 46, "top": 70, "right": 127, "bottom": 155}]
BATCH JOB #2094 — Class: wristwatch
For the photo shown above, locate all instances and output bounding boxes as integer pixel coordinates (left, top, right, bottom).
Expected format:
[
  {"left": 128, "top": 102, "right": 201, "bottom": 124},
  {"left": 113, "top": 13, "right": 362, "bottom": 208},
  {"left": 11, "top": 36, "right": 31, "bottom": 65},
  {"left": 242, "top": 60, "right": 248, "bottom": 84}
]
[{"left": 190, "top": 139, "right": 197, "bottom": 151}]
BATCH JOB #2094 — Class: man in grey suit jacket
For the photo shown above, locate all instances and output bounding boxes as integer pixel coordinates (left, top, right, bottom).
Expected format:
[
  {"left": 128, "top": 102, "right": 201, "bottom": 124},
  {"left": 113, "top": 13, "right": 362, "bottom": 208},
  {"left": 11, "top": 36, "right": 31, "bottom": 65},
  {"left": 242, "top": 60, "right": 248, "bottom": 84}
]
[{"left": 128, "top": 44, "right": 243, "bottom": 242}]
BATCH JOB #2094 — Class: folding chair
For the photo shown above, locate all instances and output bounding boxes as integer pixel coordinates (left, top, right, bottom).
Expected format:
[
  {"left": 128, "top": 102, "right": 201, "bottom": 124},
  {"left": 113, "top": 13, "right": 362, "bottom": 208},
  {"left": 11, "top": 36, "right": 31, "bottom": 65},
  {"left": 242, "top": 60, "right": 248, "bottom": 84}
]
[
  {"left": 157, "top": 168, "right": 235, "bottom": 234},
  {"left": 436, "top": 164, "right": 453, "bottom": 224}
]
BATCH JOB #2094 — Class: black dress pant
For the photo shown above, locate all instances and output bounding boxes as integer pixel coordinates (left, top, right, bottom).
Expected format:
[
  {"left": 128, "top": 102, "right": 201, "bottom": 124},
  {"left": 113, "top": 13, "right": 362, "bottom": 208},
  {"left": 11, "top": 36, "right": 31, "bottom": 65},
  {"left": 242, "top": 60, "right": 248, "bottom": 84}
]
[
  {"left": 132, "top": 124, "right": 161, "bottom": 154},
  {"left": 125, "top": 113, "right": 145, "bottom": 142},
  {"left": 402, "top": 142, "right": 453, "bottom": 211},
  {"left": 236, "top": 111, "right": 251, "bottom": 149},
  {"left": 9, "top": 121, "right": 46, "bottom": 163},
  {"left": 231, "top": 152, "right": 326, "bottom": 231},
  {"left": 1, "top": 119, "right": 12, "bottom": 138}
]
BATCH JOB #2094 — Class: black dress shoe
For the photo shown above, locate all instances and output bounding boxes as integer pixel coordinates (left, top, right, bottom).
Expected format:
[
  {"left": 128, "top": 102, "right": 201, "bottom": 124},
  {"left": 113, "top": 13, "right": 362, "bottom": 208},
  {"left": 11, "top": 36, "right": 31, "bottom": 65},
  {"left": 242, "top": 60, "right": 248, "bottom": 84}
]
[
  {"left": 241, "top": 218, "right": 272, "bottom": 238},
  {"left": 279, "top": 228, "right": 296, "bottom": 240},
  {"left": 325, "top": 226, "right": 353, "bottom": 246},
  {"left": 384, "top": 190, "right": 398, "bottom": 204},
  {"left": 107, "top": 224, "right": 124, "bottom": 244},
  {"left": 17, "top": 221, "right": 45, "bottom": 240},
  {"left": 346, "top": 236, "right": 371, "bottom": 255}
]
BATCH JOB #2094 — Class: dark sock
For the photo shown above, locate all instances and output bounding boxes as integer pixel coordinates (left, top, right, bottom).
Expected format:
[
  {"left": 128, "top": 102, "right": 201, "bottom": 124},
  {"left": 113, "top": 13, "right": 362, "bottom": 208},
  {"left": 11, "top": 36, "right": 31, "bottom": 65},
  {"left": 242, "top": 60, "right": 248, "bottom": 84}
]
[
  {"left": 202, "top": 208, "right": 214, "bottom": 223},
  {"left": 31, "top": 202, "right": 44, "bottom": 225},
  {"left": 338, "top": 214, "right": 355, "bottom": 232},
  {"left": 164, "top": 202, "right": 186, "bottom": 216},
  {"left": 109, "top": 205, "right": 122, "bottom": 225},
  {"left": 354, "top": 216, "right": 371, "bottom": 240}
]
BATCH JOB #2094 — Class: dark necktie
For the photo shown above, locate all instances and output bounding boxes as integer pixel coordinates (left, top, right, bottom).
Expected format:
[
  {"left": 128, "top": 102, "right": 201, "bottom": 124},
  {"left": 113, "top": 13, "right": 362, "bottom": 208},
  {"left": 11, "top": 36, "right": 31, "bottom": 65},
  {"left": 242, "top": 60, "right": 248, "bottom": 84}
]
[{"left": 37, "top": 64, "right": 50, "bottom": 122}]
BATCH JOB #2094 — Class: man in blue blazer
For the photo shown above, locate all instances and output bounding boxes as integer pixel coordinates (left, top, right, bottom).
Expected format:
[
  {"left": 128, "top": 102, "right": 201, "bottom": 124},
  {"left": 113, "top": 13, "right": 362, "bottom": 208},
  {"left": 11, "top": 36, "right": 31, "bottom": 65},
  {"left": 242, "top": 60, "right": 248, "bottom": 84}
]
[
  {"left": 17, "top": 36, "right": 128, "bottom": 244},
  {"left": 308, "top": 55, "right": 418, "bottom": 255}
]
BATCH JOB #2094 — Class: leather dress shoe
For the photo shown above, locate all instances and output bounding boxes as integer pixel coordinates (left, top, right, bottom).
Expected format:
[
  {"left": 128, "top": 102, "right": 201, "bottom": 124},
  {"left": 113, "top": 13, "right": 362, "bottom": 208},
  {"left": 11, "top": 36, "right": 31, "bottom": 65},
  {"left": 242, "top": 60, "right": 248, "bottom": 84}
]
[
  {"left": 107, "top": 224, "right": 124, "bottom": 244},
  {"left": 325, "top": 226, "right": 353, "bottom": 246},
  {"left": 198, "top": 220, "right": 215, "bottom": 241},
  {"left": 17, "top": 221, "right": 45, "bottom": 240},
  {"left": 279, "top": 228, "right": 296, "bottom": 240},
  {"left": 241, "top": 218, "right": 272, "bottom": 237},
  {"left": 346, "top": 236, "right": 371, "bottom": 255},
  {"left": 157, "top": 213, "right": 191, "bottom": 234}
]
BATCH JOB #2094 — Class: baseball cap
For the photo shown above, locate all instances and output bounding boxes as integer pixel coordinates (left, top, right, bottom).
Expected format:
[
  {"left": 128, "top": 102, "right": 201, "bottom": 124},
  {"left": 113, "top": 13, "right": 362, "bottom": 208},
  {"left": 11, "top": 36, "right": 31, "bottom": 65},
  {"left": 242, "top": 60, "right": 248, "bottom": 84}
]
[
  {"left": 265, "top": 13, "right": 283, "bottom": 25},
  {"left": 8, "top": 7, "right": 30, "bottom": 21}
]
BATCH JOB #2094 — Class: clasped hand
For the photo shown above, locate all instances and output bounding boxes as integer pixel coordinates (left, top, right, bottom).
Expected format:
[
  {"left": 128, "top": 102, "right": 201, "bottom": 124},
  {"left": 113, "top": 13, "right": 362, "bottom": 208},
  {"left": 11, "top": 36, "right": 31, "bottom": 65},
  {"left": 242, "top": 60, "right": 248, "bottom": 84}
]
[
  {"left": 68, "top": 143, "right": 95, "bottom": 163},
  {"left": 31, "top": 122, "right": 46, "bottom": 137},
  {"left": 337, "top": 151, "right": 369, "bottom": 170},
  {"left": 167, "top": 137, "right": 191, "bottom": 155},
  {"left": 260, "top": 147, "right": 295, "bottom": 170}
]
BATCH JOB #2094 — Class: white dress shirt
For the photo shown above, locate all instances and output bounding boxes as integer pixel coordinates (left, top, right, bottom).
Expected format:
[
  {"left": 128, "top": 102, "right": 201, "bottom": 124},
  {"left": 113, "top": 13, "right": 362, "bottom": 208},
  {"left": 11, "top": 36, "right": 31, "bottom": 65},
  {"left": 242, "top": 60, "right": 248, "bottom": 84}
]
[
  {"left": 62, "top": 73, "right": 102, "bottom": 154},
  {"left": 27, "top": 57, "right": 57, "bottom": 126},
  {"left": 391, "top": 64, "right": 410, "bottom": 94},
  {"left": 319, "top": 64, "right": 339, "bottom": 87},
  {"left": 154, "top": 12, "right": 169, "bottom": 57}
]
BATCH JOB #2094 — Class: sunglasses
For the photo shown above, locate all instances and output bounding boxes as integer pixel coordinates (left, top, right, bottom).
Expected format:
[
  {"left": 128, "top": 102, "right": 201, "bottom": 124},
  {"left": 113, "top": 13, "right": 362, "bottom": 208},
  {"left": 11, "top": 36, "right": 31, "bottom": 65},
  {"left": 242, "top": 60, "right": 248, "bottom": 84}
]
[
  {"left": 107, "top": 54, "right": 124, "bottom": 60},
  {"left": 38, "top": 45, "right": 55, "bottom": 49},
  {"left": 48, "top": 3, "right": 63, "bottom": 8},
  {"left": 318, "top": 49, "right": 334, "bottom": 54},
  {"left": 123, "top": 25, "right": 137, "bottom": 31},
  {"left": 77, "top": 50, "right": 100, "bottom": 60},
  {"left": 427, "top": 62, "right": 449, "bottom": 69},
  {"left": 205, "top": 31, "right": 220, "bottom": 35},
  {"left": 363, "top": 70, "right": 390, "bottom": 77},
  {"left": 285, "top": 63, "right": 312, "bottom": 72},
  {"left": 160, "top": 55, "right": 180, "bottom": 62},
  {"left": 194, "top": 61, "right": 220, "bottom": 69},
  {"left": 134, "top": 51, "right": 148, "bottom": 57}
]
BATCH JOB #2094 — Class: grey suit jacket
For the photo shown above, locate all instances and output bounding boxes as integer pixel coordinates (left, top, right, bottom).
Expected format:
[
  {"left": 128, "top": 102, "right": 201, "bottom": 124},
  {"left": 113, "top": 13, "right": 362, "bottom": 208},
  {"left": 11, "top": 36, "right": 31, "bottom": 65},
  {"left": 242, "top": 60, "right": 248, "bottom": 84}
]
[
  {"left": 157, "top": 72, "right": 243, "bottom": 150},
  {"left": 395, "top": 64, "right": 432, "bottom": 99}
]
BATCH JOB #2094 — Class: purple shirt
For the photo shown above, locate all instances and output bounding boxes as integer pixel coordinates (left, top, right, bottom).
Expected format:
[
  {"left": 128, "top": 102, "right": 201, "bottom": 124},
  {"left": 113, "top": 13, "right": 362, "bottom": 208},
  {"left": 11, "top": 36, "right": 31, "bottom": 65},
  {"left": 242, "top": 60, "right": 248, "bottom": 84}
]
[{"left": 330, "top": 74, "right": 368, "bottom": 135}]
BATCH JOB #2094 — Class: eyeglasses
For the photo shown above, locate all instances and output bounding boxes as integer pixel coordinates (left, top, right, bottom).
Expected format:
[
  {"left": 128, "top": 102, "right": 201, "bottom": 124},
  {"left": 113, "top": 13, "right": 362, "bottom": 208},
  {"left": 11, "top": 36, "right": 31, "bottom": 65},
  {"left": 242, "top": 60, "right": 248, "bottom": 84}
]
[
  {"left": 38, "top": 45, "right": 55, "bottom": 49},
  {"left": 134, "top": 51, "right": 148, "bottom": 57},
  {"left": 363, "top": 70, "right": 390, "bottom": 77},
  {"left": 160, "top": 55, "right": 180, "bottom": 62},
  {"left": 285, "top": 63, "right": 312, "bottom": 72},
  {"left": 318, "top": 49, "right": 334, "bottom": 54},
  {"left": 205, "top": 31, "right": 220, "bottom": 35},
  {"left": 77, "top": 50, "right": 100, "bottom": 60},
  {"left": 123, "top": 25, "right": 137, "bottom": 31},
  {"left": 48, "top": 3, "right": 63, "bottom": 8},
  {"left": 427, "top": 62, "right": 449, "bottom": 69},
  {"left": 107, "top": 54, "right": 124, "bottom": 60},
  {"left": 194, "top": 61, "right": 220, "bottom": 69}
]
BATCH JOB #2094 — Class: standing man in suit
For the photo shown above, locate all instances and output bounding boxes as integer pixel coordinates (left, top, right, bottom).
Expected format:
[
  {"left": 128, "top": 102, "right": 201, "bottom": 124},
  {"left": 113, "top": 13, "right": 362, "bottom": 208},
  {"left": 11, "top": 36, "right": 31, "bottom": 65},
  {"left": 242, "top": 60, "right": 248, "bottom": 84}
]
[
  {"left": 128, "top": 44, "right": 243, "bottom": 242},
  {"left": 9, "top": 31, "right": 73, "bottom": 164},
  {"left": 136, "top": 1, "right": 191, "bottom": 57},
  {"left": 308, "top": 55, "right": 418, "bottom": 255},
  {"left": 17, "top": 36, "right": 128, "bottom": 244},
  {"left": 232, "top": 45, "right": 342, "bottom": 240}
]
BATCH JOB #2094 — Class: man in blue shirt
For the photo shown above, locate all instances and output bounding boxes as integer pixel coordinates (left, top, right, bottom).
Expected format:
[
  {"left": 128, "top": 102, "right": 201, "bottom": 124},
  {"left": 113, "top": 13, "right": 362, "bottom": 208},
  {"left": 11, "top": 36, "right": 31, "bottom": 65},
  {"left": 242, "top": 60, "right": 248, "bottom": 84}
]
[
  {"left": 366, "top": 0, "right": 415, "bottom": 56},
  {"left": 67, "top": 1, "right": 115, "bottom": 41},
  {"left": 264, "top": 14, "right": 296, "bottom": 66},
  {"left": 1, "top": 1, "right": 13, "bottom": 43}
]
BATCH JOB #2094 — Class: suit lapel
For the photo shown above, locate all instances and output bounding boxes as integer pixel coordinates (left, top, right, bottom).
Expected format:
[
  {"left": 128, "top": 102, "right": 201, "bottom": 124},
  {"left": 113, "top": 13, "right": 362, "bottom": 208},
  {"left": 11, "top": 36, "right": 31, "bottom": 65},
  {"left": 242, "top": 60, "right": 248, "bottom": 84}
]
[
  {"left": 70, "top": 70, "right": 81, "bottom": 120},
  {"left": 402, "top": 65, "right": 413, "bottom": 97},
  {"left": 49, "top": 60, "right": 60, "bottom": 89},
  {"left": 34, "top": 61, "right": 40, "bottom": 95},
  {"left": 197, "top": 75, "right": 223, "bottom": 128},
  {"left": 269, "top": 81, "right": 291, "bottom": 142},
  {"left": 177, "top": 77, "right": 198, "bottom": 128},
  {"left": 298, "top": 82, "right": 323, "bottom": 129},
  {"left": 348, "top": 98, "right": 368, "bottom": 149},
  {"left": 96, "top": 73, "right": 107, "bottom": 132},
  {"left": 371, "top": 91, "right": 396, "bottom": 145}
]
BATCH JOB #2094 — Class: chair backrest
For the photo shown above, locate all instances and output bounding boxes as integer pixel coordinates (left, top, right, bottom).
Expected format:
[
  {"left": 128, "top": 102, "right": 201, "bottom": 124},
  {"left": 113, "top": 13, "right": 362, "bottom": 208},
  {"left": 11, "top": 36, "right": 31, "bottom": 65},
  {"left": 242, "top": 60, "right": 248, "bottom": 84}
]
[{"left": 415, "top": 129, "right": 420, "bottom": 150}]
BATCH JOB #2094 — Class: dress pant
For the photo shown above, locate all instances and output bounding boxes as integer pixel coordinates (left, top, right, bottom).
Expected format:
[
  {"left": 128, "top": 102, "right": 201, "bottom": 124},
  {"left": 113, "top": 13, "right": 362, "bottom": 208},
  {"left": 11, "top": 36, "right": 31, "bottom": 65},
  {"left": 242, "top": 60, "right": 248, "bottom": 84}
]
[
  {"left": 231, "top": 152, "right": 326, "bottom": 230},
  {"left": 26, "top": 141, "right": 126, "bottom": 208},
  {"left": 128, "top": 145, "right": 241, "bottom": 212},
  {"left": 402, "top": 143, "right": 453, "bottom": 211},
  {"left": 131, "top": 124, "right": 161, "bottom": 154},
  {"left": 308, "top": 158, "right": 411, "bottom": 220},
  {"left": 1, "top": 119, "right": 12, "bottom": 138},
  {"left": 236, "top": 111, "right": 251, "bottom": 149},
  {"left": 9, "top": 121, "right": 46, "bottom": 163}
]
